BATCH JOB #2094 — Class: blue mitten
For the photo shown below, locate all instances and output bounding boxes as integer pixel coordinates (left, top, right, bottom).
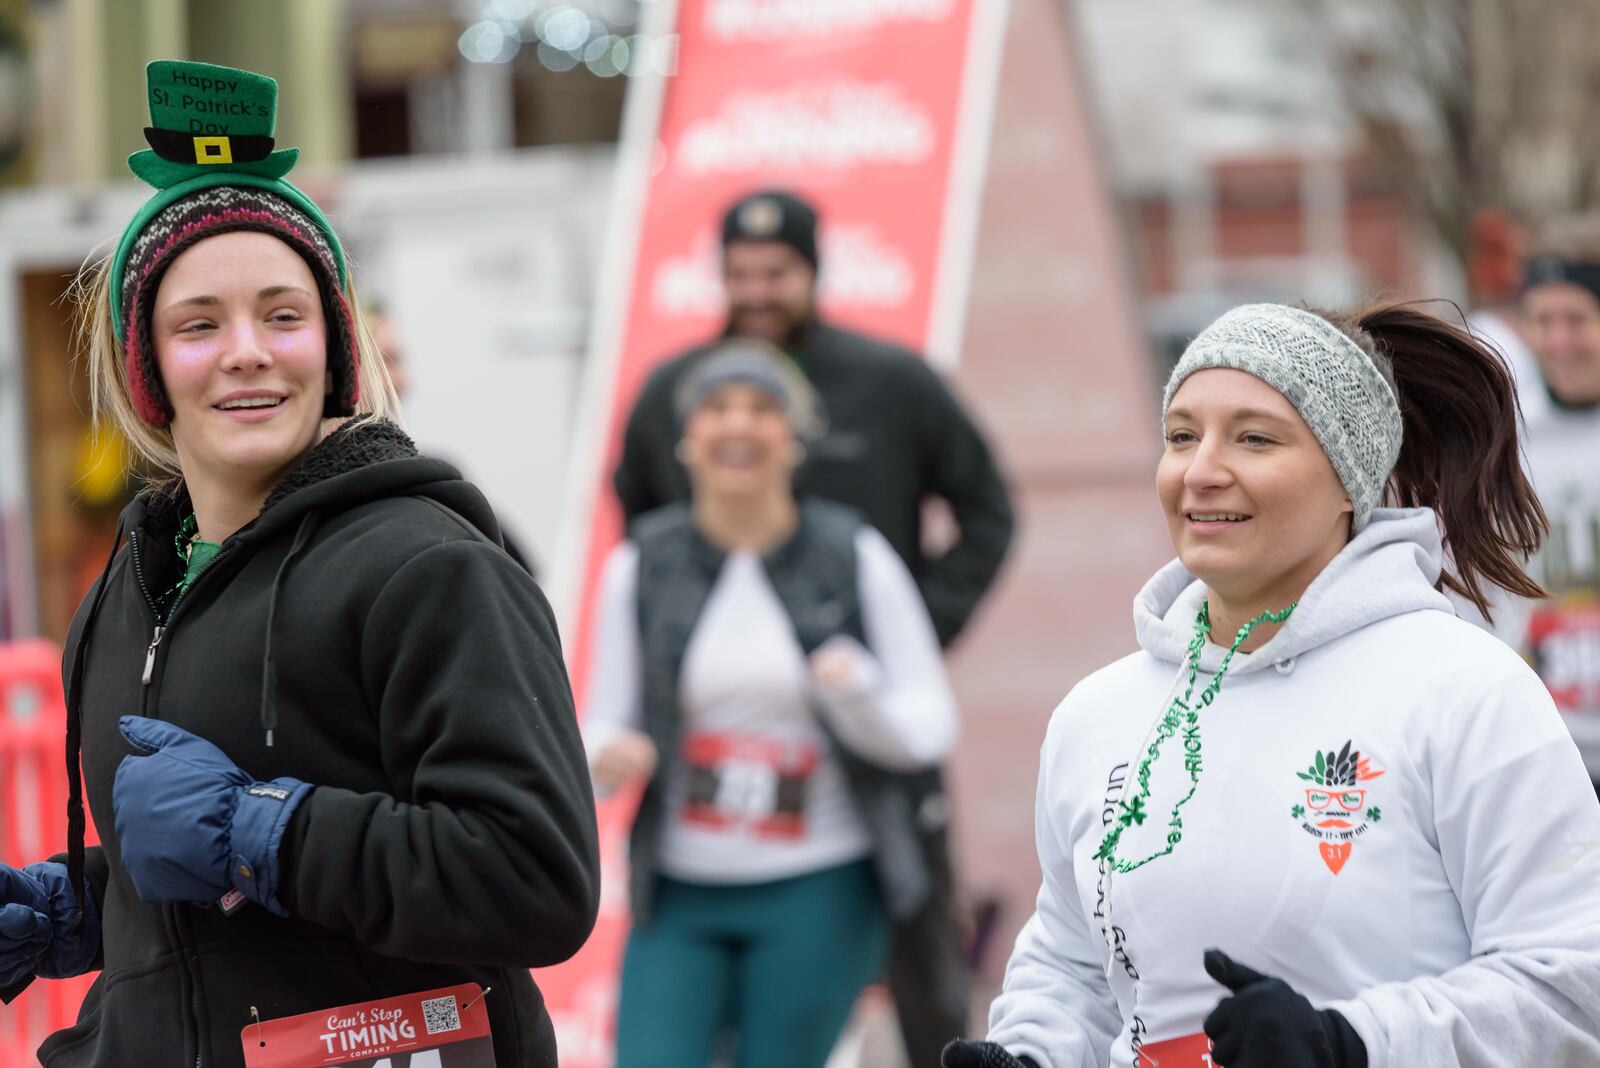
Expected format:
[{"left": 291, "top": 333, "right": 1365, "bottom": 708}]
[
  {"left": 112, "top": 716, "right": 311, "bottom": 917},
  {"left": 0, "top": 861, "right": 99, "bottom": 994}
]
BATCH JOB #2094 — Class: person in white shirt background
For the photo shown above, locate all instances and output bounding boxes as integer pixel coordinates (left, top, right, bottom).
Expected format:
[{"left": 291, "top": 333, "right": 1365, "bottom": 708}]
[
  {"left": 582, "top": 341, "right": 959, "bottom": 1068},
  {"left": 945, "top": 301, "right": 1600, "bottom": 1068},
  {"left": 1474, "top": 247, "right": 1600, "bottom": 793}
]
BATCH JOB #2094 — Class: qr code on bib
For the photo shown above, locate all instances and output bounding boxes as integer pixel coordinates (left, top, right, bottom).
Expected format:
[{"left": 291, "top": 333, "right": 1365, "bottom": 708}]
[{"left": 421, "top": 995, "right": 462, "bottom": 1035}]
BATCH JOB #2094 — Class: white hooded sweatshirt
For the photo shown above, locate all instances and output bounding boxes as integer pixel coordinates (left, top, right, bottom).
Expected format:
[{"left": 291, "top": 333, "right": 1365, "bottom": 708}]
[{"left": 987, "top": 508, "right": 1600, "bottom": 1068}]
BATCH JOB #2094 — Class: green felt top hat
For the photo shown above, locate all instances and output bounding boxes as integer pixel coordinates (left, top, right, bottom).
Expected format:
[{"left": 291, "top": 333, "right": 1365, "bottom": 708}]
[
  {"left": 129, "top": 60, "right": 299, "bottom": 187},
  {"left": 110, "top": 60, "right": 349, "bottom": 334},
  {"left": 109, "top": 60, "right": 361, "bottom": 425}
]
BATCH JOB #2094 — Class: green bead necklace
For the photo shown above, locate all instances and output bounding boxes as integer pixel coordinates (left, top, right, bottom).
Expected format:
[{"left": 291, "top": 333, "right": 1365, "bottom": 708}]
[
  {"left": 174, "top": 512, "right": 199, "bottom": 557},
  {"left": 162, "top": 512, "right": 221, "bottom": 613},
  {"left": 1094, "top": 599, "right": 1295, "bottom": 874}
]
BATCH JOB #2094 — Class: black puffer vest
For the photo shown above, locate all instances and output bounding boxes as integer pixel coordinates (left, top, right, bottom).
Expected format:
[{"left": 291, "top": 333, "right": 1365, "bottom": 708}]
[{"left": 627, "top": 499, "right": 938, "bottom": 925}]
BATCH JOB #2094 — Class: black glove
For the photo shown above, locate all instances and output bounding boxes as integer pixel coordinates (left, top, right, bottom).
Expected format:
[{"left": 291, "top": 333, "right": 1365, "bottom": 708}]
[
  {"left": 1203, "top": 949, "right": 1367, "bottom": 1068},
  {"left": 940, "top": 1039, "right": 1039, "bottom": 1068}
]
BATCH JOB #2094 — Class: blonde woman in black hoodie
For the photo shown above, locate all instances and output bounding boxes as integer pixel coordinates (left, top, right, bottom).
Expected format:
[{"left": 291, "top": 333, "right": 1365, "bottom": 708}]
[{"left": 0, "top": 61, "right": 599, "bottom": 1067}]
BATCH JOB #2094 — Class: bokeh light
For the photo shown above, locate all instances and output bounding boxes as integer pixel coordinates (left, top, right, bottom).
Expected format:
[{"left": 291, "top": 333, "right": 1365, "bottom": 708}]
[
  {"left": 542, "top": 8, "right": 593, "bottom": 54},
  {"left": 458, "top": 20, "right": 522, "bottom": 64},
  {"left": 458, "top": 0, "right": 676, "bottom": 76}
]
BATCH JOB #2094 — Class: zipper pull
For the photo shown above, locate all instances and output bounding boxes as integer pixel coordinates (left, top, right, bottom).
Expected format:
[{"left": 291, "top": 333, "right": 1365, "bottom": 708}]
[{"left": 142, "top": 625, "right": 165, "bottom": 686}]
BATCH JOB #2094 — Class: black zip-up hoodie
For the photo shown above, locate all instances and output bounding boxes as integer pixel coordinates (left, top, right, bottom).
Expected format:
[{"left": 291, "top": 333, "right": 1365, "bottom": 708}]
[{"left": 38, "top": 420, "right": 600, "bottom": 1068}]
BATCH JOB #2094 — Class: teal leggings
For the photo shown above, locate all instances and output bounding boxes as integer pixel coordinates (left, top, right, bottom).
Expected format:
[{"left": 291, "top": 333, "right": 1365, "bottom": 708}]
[{"left": 614, "top": 860, "right": 888, "bottom": 1068}]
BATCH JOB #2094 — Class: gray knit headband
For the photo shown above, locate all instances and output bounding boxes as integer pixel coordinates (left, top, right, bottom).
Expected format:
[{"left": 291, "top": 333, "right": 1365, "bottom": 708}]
[{"left": 1162, "top": 303, "right": 1403, "bottom": 530}]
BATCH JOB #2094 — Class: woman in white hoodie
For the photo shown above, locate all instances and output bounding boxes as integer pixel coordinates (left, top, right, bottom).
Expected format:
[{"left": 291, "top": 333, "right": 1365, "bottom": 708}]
[{"left": 947, "top": 302, "right": 1600, "bottom": 1068}]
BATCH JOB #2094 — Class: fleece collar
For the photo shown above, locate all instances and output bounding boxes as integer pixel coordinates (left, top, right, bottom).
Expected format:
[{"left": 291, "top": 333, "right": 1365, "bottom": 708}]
[{"left": 135, "top": 419, "right": 423, "bottom": 543}]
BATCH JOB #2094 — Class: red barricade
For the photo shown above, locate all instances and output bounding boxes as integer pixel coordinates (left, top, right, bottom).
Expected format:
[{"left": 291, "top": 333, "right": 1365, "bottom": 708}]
[{"left": 0, "top": 641, "right": 96, "bottom": 1065}]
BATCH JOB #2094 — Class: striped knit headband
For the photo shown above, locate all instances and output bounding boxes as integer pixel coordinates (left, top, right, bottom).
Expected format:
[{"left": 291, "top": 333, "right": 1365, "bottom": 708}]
[
  {"left": 114, "top": 185, "right": 359, "bottom": 426},
  {"left": 1162, "top": 304, "right": 1404, "bottom": 531},
  {"left": 109, "top": 61, "right": 359, "bottom": 428}
]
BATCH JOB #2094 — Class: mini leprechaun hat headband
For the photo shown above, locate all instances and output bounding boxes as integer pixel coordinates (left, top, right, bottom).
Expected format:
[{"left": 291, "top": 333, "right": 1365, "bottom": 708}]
[{"left": 108, "top": 59, "right": 350, "bottom": 336}]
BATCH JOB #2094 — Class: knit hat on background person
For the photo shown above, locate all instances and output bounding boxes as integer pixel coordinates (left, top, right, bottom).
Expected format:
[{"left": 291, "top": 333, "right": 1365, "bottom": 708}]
[
  {"left": 674, "top": 339, "right": 824, "bottom": 441},
  {"left": 109, "top": 60, "right": 358, "bottom": 428},
  {"left": 721, "top": 189, "right": 820, "bottom": 271},
  {"left": 1523, "top": 256, "right": 1600, "bottom": 307},
  {"left": 1162, "top": 303, "right": 1404, "bottom": 531}
]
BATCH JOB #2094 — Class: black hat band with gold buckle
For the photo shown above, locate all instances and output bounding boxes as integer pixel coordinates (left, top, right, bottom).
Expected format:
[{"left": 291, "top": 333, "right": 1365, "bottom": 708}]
[{"left": 143, "top": 127, "right": 276, "bottom": 166}]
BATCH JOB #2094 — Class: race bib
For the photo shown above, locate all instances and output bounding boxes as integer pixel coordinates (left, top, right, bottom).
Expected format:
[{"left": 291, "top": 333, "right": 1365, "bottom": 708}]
[
  {"left": 242, "top": 983, "right": 495, "bottom": 1067},
  {"left": 1528, "top": 596, "right": 1600, "bottom": 711},
  {"left": 681, "top": 731, "right": 820, "bottom": 839},
  {"left": 1139, "top": 1032, "right": 1218, "bottom": 1068}
]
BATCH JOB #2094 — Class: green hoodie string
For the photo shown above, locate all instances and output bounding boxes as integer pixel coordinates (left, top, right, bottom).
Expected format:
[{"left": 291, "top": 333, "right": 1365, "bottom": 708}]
[{"left": 1094, "top": 599, "right": 1296, "bottom": 874}]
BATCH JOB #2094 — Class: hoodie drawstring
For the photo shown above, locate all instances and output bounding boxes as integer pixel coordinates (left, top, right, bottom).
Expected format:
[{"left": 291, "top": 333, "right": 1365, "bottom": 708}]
[
  {"left": 64, "top": 514, "right": 128, "bottom": 927},
  {"left": 259, "top": 511, "right": 322, "bottom": 747}
]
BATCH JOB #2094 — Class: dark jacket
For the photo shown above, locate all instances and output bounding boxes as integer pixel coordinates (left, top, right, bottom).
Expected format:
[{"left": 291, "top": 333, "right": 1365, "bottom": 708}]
[
  {"left": 44, "top": 421, "right": 600, "bottom": 1068},
  {"left": 614, "top": 319, "right": 1014, "bottom": 646},
  {"left": 627, "top": 500, "right": 933, "bottom": 925}
]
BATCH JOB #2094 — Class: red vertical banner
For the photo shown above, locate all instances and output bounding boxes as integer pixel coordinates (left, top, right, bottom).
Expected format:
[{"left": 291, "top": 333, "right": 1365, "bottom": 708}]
[{"left": 542, "top": 3, "right": 1009, "bottom": 1064}]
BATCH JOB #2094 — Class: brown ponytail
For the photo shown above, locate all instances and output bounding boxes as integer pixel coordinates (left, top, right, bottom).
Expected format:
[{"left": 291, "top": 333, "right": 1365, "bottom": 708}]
[{"left": 1313, "top": 301, "right": 1547, "bottom": 622}]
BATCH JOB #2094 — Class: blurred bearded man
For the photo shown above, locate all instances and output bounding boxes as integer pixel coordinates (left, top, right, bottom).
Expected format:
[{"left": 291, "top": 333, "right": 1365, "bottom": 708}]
[{"left": 614, "top": 189, "right": 1014, "bottom": 1063}]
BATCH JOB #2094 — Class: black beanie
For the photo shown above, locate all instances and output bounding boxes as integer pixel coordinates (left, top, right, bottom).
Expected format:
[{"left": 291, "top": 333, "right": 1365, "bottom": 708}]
[
  {"left": 1524, "top": 257, "right": 1600, "bottom": 307},
  {"left": 721, "top": 190, "right": 819, "bottom": 271}
]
